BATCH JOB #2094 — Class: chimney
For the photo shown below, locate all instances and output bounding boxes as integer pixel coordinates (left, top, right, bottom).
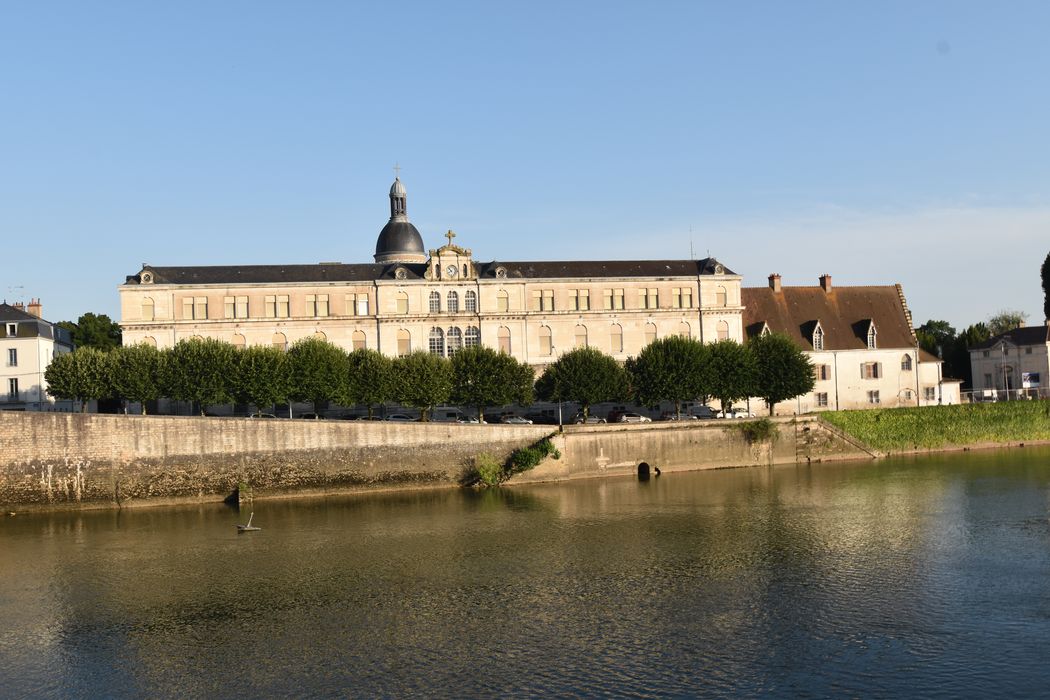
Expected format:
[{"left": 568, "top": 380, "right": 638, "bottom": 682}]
[
  {"left": 768, "top": 273, "right": 782, "bottom": 293},
  {"left": 819, "top": 274, "right": 832, "bottom": 292},
  {"left": 13, "top": 301, "right": 24, "bottom": 312},
  {"left": 27, "top": 298, "right": 42, "bottom": 318}
]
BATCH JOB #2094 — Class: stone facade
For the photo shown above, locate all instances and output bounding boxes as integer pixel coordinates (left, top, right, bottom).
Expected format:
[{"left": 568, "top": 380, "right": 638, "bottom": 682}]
[
  {"left": 968, "top": 322, "right": 1050, "bottom": 397},
  {"left": 0, "top": 301, "right": 75, "bottom": 411}
]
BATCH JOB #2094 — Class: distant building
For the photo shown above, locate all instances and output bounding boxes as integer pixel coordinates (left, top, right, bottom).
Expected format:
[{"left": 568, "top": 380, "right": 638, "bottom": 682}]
[
  {"left": 0, "top": 300, "right": 75, "bottom": 411},
  {"left": 968, "top": 323, "right": 1050, "bottom": 399},
  {"left": 743, "top": 274, "right": 959, "bottom": 413}
]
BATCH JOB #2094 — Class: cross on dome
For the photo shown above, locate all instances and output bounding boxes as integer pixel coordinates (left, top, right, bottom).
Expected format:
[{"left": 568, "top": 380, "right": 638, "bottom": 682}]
[{"left": 445, "top": 230, "right": 456, "bottom": 246}]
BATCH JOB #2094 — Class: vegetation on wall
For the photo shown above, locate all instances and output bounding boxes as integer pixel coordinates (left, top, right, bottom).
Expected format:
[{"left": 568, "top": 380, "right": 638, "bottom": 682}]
[
  {"left": 468, "top": 437, "right": 560, "bottom": 487},
  {"left": 821, "top": 401, "right": 1050, "bottom": 451}
]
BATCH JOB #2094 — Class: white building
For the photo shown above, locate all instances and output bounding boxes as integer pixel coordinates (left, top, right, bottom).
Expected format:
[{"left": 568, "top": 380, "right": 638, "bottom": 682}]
[
  {"left": 968, "top": 323, "right": 1050, "bottom": 400},
  {"left": 0, "top": 300, "right": 75, "bottom": 411}
]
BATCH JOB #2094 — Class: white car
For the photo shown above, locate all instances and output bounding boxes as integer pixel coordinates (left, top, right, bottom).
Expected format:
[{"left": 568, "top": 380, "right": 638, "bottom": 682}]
[
  {"left": 500, "top": 415, "right": 533, "bottom": 424},
  {"left": 716, "top": 409, "right": 755, "bottom": 419}
]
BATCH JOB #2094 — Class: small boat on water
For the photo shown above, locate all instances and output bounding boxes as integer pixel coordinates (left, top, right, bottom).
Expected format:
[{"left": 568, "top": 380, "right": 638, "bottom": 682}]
[{"left": 237, "top": 512, "right": 261, "bottom": 532}]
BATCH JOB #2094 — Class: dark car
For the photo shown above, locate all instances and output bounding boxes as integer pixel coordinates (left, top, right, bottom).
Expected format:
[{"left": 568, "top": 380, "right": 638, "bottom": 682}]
[{"left": 572, "top": 413, "right": 607, "bottom": 424}]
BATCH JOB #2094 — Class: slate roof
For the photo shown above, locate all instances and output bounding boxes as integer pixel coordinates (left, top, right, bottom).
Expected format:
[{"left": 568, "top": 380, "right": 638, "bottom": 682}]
[
  {"left": 970, "top": 324, "right": 1050, "bottom": 350},
  {"left": 0, "top": 303, "right": 40, "bottom": 322},
  {"left": 742, "top": 284, "right": 918, "bottom": 351},
  {"left": 125, "top": 257, "right": 735, "bottom": 285}
]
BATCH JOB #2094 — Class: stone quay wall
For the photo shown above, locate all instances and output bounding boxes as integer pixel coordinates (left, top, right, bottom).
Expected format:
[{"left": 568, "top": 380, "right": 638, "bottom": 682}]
[
  {"left": 0, "top": 412, "right": 550, "bottom": 509},
  {"left": 515, "top": 415, "right": 874, "bottom": 484}
]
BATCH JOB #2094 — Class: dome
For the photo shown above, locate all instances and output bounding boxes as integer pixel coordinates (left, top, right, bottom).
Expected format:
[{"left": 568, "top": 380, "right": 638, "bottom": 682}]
[
  {"left": 389, "top": 177, "right": 406, "bottom": 197},
  {"left": 375, "top": 220, "right": 425, "bottom": 261}
]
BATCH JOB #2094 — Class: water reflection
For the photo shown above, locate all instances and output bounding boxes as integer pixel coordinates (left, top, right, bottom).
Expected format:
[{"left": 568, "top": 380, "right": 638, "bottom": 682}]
[{"left": 2, "top": 447, "right": 1050, "bottom": 697}]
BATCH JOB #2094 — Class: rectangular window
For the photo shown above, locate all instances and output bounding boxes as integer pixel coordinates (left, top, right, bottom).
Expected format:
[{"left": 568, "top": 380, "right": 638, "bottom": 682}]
[
  {"left": 498, "top": 333, "right": 511, "bottom": 354},
  {"left": 568, "top": 289, "right": 578, "bottom": 311},
  {"left": 984, "top": 373, "right": 993, "bottom": 388},
  {"left": 611, "top": 327, "right": 623, "bottom": 353},
  {"left": 603, "top": 289, "right": 613, "bottom": 310},
  {"left": 540, "top": 332, "right": 552, "bottom": 356},
  {"left": 5, "top": 323, "right": 16, "bottom": 337},
  {"left": 924, "top": 387, "right": 936, "bottom": 401},
  {"left": 497, "top": 293, "right": 509, "bottom": 313},
  {"left": 307, "top": 294, "right": 330, "bottom": 317},
  {"left": 579, "top": 289, "right": 589, "bottom": 311},
  {"left": 1026, "top": 347, "right": 1033, "bottom": 354},
  {"left": 265, "top": 295, "right": 276, "bottom": 318},
  {"left": 815, "top": 392, "right": 828, "bottom": 407},
  {"left": 224, "top": 296, "right": 236, "bottom": 319},
  {"left": 277, "top": 295, "right": 289, "bottom": 318},
  {"left": 862, "top": 362, "right": 882, "bottom": 379},
  {"left": 531, "top": 290, "right": 541, "bottom": 312},
  {"left": 355, "top": 294, "right": 367, "bottom": 316},
  {"left": 236, "top": 296, "right": 248, "bottom": 318},
  {"left": 982, "top": 350, "right": 990, "bottom": 358},
  {"left": 814, "top": 364, "right": 830, "bottom": 381},
  {"left": 182, "top": 298, "right": 194, "bottom": 320},
  {"left": 396, "top": 294, "right": 409, "bottom": 315},
  {"left": 542, "top": 290, "right": 554, "bottom": 311},
  {"left": 7, "top": 378, "right": 17, "bottom": 400},
  {"left": 7, "top": 348, "right": 16, "bottom": 367},
  {"left": 681, "top": 288, "right": 692, "bottom": 309},
  {"left": 194, "top": 297, "right": 208, "bottom": 320},
  {"left": 613, "top": 289, "right": 624, "bottom": 310},
  {"left": 639, "top": 288, "right": 658, "bottom": 309},
  {"left": 867, "top": 390, "right": 880, "bottom": 405},
  {"left": 397, "top": 335, "right": 411, "bottom": 356}
]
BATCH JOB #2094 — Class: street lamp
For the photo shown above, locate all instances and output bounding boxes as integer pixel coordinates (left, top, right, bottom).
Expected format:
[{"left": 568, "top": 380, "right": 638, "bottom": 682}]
[{"left": 1001, "top": 336, "right": 1012, "bottom": 401}]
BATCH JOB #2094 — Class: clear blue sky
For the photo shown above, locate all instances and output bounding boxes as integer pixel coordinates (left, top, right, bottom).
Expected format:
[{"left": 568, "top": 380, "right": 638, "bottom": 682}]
[{"left": 2, "top": 1, "right": 1048, "bottom": 331}]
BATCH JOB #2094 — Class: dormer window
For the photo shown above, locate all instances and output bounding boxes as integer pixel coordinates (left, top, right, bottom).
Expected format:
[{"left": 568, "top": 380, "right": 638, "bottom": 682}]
[
  {"left": 141, "top": 271, "right": 153, "bottom": 284},
  {"left": 867, "top": 324, "right": 877, "bottom": 349},
  {"left": 813, "top": 323, "right": 824, "bottom": 351}
]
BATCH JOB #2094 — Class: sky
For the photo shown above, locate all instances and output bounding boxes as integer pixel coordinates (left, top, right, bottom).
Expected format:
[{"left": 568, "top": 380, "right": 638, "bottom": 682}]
[{"left": 2, "top": 1, "right": 1048, "bottom": 331}]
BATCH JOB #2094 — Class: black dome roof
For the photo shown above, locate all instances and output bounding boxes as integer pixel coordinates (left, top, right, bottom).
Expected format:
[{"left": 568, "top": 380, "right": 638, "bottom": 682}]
[{"left": 375, "top": 220, "right": 424, "bottom": 258}]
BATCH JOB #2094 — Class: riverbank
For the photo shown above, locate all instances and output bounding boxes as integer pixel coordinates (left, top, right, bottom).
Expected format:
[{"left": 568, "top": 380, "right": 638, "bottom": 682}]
[{"left": 820, "top": 400, "right": 1050, "bottom": 454}]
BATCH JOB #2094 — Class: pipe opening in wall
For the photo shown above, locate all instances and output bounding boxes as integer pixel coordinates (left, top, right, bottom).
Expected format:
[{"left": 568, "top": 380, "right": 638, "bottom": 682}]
[{"left": 638, "top": 462, "right": 650, "bottom": 481}]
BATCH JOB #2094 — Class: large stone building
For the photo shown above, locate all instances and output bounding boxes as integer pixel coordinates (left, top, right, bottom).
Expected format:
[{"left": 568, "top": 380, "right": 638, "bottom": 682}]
[
  {"left": 968, "top": 323, "right": 1050, "bottom": 400},
  {"left": 118, "top": 176, "right": 948, "bottom": 413},
  {"left": 0, "top": 300, "right": 75, "bottom": 411},
  {"left": 119, "top": 178, "right": 744, "bottom": 370}
]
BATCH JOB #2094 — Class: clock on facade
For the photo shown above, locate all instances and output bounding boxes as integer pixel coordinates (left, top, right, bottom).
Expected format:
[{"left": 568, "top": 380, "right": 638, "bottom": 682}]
[{"left": 445, "top": 265, "right": 458, "bottom": 278}]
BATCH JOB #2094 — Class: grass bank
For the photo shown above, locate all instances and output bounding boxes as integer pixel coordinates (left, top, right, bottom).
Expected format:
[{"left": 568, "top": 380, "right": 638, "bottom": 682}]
[{"left": 820, "top": 400, "right": 1050, "bottom": 452}]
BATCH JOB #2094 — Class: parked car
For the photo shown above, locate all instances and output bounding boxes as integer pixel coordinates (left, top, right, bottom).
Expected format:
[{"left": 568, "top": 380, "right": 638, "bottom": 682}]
[
  {"left": 613, "top": 412, "right": 652, "bottom": 424},
  {"left": 572, "top": 413, "right": 607, "bottom": 424},
  {"left": 659, "top": 412, "right": 697, "bottom": 421},
  {"left": 716, "top": 409, "right": 755, "bottom": 419},
  {"left": 500, "top": 415, "right": 533, "bottom": 425},
  {"left": 248, "top": 413, "right": 278, "bottom": 419},
  {"left": 297, "top": 413, "right": 326, "bottom": 420},
  {"left": 457, "top": 416, "right": 486, "bottom": 424},
  {"left": 691, "top": 406, "right": 717, "bottom": 420},
  {"left": 525, "top": 412, "right": 560, "bottom": 425},
  {"left": 384, "top": 414, "right": 415, "bottom": 422}
]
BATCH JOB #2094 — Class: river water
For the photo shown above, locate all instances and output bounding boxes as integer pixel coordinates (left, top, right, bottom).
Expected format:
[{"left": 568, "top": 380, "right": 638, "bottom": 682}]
[{"left": 3, "top": 447, "right": 1050, "bottom": 698}]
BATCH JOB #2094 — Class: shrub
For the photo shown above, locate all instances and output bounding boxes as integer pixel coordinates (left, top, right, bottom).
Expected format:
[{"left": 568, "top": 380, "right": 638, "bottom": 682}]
[
  {"left": 470, "top": 437, "right": 559, "bottom": 487},
  {"left": 737, "top": 418, "right": 777, "bottom": 444},
  {"left": 474, "top": 453, "right": 504, "bottom": 487}
]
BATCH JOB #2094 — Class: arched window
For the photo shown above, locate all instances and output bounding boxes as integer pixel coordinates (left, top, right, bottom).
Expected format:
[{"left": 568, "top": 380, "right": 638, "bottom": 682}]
[
  {"left": 497, "top": 326, "right": 511, "bottom": 354},
  {"left": 272, "top": 332, "right": 287, "bottom": 350},
  {"left": 465, "top": 290, "right": 478, "bottom": 313},
  {"left": 813, "top": 324, "right": 824, "bottom": 351},
  {"left": 141, "top": 297, "right": 155, "bottom": 321},
  {"left": 716, "top": 321, "right": 729, "bottom": 341},
  {"left": 352, "top": 330, "right": 366, "bottom": 351},
  {"left": 314, "top": 331, "right": 327, "bottom": 341},
  {"left": 867, "top": 325, "right": 877, "bottom": 349},
  {"left": 429, "top": 291, "right": 441, "bottom": 313},
  {"left": 644, "top": 323, "right": 657, "bottom": 346},
  {"left": 678, "top": 322, "right": 691, "bottom": 338},
  {"left": 716, "top": 286, "right": 728, "bottom": 307},
  {"left": 396, "top": 291, "right": 409, "bottom": 315},
  {"left": 429, "top": 327, "right": 445, "bottom": 356},
  {"left": 496, "top": 290, "right": 509, "bottom": 313},
  {"left": 901, "top": 353, "right": 913, "bottom": 371},
  {"left": 539, "top": 326, "right": 553, "bottom": 356},
  {"left": 574, "top": 324, "right": 588, "bottom": 348},
  {"left": 610, "top": 324, "right": 623, "bottom": 354},
  {"left": 141, "top": 336, "right": 157, "bottom": 348},
  {"left": 465, "top": 326, "right": 480, "bottom": 348},
  {"left": 397, "top": 329, "right": 411, "bottom": 356},
  {"left": 231, "top": 334, "right": 246, "bottom": 348},
  {"left": 447, "top": 327, "right": 463, "bottom": 355},
  {"left": 447, "top": 291, "right": 459, "bottom": 313}
]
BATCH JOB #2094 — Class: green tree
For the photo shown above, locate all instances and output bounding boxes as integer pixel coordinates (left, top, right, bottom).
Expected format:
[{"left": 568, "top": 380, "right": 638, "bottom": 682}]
[
  {"left": 629, "top": 336, "right": 712, "bottom": 418},
  {"left": 535, "top": 346, "right": 628, "bottom": 419},
  {"left": 1042, "top": 250, "right": 1050, "bottom": 321},
  {"left": 345, "top": 348, "right": 394, "bottom": 418},
  {"left": 987, "top": 309, "right": 1028, "bottom": 336},
  {"left": 286, "top": 337, "right": 347, "bottom": 416},
  {"left": 57, "top": 312, "right": 122, "bottom": 351},
  {"left": 916, "top": 320, "right": 956, "bottom": 358},
  {"left": 706, "top": 339, "right": 757, "bottom": 414},
  {"left": 231, "top": 345, "right": 290, "bottom": 415},
  {"left": 44, "top": 347, "right": 112, "bottom": 412},
  {"left": 109, "top": 344, "right": 164, "bottom": 414},
  {"left": 748, "top": 332, "right": 815, "bottom": 415},
  {"left": 392, "top": 351, "right": 452, "bottom": 421},
  {"left": 161, "top": 338, "right": 237, "bottom": 414},
  {"left": 450, "top": 345, "right": 534, "bottom": 422}
]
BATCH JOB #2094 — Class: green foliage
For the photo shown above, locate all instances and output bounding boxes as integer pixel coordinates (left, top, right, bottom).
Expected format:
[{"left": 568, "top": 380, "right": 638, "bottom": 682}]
[
  {"left": 44, "top": 348, "right": 112, "bottom": 411},
  {"left": 345, "top": 349, "right": 394, "bottom": 418},
  {"left": 821, "top": 401, "right": 1050, "bottom": 451},
  {"left": 1042, "top": 251, "right": 1050, "bottom": 321},
  {"left": 706, "top": 339, "right": 757, "bottom": 413},
  {"left": 629, "top": 336, "right": 712, "bottom": 418},
  {"left": 736, "top": 418, "right": 778, "bottom": 444},
  {"left": 916, "top": 320, "right": 956, "bottom": 358},
  {"left": 748, "top": 332, "right": 814, "bottom": 415},
  {"left": 535, "top": 346, "right": 628, "bottom": 418},
  {"left": 109, "top": 344, "right": 164, "bottom": 413},
  {"left": 161, "top": 338, "right": 237, "bottom": 412},
  {"left": 450, "top": 345, "right": 534, "bottom": 422},
  {"left": 470, "top": 438, "right": 559, "bottom": 487},
  {"left": 392, "top": 351, "right": 452, "bottom": 421},
  {"left": 987, "top": 309, "right": 1028, "bottom": 336},
  {"left": 232, "top": 345, "right": 290, "bottom": 413},
  {"left": 57, "top": 312, "right": 122, "bottom": 351},
  {"left": 286, "top": 337, "right": 347, "bottom": 413}
]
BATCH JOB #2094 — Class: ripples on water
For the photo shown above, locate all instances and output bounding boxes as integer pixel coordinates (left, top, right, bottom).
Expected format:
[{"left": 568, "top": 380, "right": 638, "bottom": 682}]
[{"left": 2, "top": 448, "right": 1050, "bottom": 698}]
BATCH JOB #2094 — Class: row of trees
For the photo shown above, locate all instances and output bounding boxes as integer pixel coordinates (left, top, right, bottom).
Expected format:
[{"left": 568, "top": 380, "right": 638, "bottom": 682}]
[
  {"left": 916, "top": 309, "right": 1032, "bottom": 388},
  {"left": 48, "top": 333, "right": 814, "bottom": 418}
]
